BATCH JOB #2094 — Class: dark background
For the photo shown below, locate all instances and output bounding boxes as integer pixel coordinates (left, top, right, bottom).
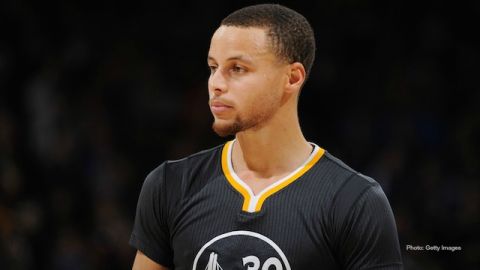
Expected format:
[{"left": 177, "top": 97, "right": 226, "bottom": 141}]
[{"left": 0, "top": 0, "right": 478, "bottom": 269}]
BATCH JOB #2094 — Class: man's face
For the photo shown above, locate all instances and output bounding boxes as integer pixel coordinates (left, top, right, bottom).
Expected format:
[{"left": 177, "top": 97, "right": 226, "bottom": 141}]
[{"left": 207, "top": 26, "right": 289, "bottom": 137}]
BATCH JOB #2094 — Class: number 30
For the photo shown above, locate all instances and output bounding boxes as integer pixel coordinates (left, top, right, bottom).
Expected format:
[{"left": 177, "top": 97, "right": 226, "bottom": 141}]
[{"left": 243, "top": 255, "right": 283, "bottom": 270}]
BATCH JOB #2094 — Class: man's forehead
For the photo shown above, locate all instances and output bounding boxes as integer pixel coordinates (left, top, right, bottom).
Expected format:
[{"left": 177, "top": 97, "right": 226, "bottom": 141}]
[
  {"left": 209, "top": 26, "right": 273, "bottom": 61},
  {"left": 208, "top": 54, "right": 253, "bottom": 63}
]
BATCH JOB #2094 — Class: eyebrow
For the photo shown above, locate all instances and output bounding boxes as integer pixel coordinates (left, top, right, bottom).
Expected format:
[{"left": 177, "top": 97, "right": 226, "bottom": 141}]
[{"left": 207, "top": 55, "right": 253, "bottom": 64}]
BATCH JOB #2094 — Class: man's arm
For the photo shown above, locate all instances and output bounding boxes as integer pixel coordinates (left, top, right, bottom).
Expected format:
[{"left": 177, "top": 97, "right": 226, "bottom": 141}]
[
  {"left": 130, "top": 163, "right": 175, "bottom": 268},
  {"left": 132, "top": 250, "right": 169, "bottom": 270},
  {"left": 332, "top": 177, "right": 403, "bottom": 269}
]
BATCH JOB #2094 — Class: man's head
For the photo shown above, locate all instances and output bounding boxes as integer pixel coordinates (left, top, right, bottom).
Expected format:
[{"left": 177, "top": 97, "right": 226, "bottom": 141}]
[
  {"left": 221, "top": 4, "right": 316, "bottom": 78},
  {"left": 208, "top": 4, "right": 315, "bottom": 137}
]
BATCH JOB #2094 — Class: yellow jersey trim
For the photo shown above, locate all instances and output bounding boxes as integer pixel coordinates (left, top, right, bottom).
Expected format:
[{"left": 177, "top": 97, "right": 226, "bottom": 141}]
[
  {"left": 221, "top": 140, "right": 325, "bottom": 213},
  {"left": 221, "top": 141, "right": 252, "bottom": 211}
]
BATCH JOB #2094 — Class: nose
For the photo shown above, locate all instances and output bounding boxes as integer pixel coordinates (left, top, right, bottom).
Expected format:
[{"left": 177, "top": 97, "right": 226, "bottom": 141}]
[{"left": 208, "top": 69, "right": 227, "bottom": 96}]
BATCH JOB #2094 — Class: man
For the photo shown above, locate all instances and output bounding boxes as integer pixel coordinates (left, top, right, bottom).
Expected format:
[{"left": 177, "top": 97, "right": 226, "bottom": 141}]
[{"left": 130, "top": 4, "right": 403, "bottom": 270}]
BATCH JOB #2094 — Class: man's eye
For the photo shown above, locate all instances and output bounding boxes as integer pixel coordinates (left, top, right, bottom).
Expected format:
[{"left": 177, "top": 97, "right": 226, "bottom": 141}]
[
  {"left": 231, "top": 65, "right": 245, "bottom": 73},
  {"left": 208, "top": 66, "right": 217, "bottom": 73}
]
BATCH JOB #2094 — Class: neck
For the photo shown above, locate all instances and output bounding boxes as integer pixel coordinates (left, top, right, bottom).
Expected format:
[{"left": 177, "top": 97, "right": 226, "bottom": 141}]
[{"left": 232, "top": 110, "right": 312, "bottom": 178}]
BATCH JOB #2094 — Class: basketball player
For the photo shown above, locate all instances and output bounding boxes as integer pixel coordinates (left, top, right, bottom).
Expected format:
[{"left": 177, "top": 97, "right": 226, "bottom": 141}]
[{"left": 130, "top": 4, "right": 403, "bottom": 270}]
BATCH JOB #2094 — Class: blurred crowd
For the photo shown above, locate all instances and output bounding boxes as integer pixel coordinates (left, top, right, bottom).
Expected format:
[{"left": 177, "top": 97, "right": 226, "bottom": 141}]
[{"left": 0, "top": 0, "right": 478, "bottom": 269}]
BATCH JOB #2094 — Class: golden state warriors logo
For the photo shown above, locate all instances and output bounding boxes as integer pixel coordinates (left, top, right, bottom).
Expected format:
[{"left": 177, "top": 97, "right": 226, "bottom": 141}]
[{"left": 192, "top": 231, "right": 291, "bottom": 270}]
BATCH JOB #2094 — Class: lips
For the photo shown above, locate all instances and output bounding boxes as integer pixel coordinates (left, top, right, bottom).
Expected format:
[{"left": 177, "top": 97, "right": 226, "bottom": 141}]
[{"left": 210, "top": 100, "right": 233, "bottom": 114}]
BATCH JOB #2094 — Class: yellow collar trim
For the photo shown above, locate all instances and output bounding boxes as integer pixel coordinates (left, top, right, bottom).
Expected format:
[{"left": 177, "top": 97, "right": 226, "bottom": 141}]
[{"left": 221, "top": 140, "right": 325, "bottom": 212}]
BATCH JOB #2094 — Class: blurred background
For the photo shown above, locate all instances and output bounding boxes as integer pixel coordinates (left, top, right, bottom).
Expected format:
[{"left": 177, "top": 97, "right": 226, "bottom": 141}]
[{"left": 0, "top": 0, "right": 478, "bottom": 269}]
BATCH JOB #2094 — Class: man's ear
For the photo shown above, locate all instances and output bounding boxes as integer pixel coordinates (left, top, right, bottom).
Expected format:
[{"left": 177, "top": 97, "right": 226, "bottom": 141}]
[{"left": 286, "top": 62, "right": 306, "bottom": 94}]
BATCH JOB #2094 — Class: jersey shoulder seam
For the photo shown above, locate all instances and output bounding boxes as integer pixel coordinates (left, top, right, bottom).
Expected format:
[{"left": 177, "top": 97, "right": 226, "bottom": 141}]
[
  {"left": 165, "top": 143, "right": 224, "bottom": 165},
  {"left": 322, "top": 152, "right": 378, "bottom": 187},
  {"left": 322, "top": 152, "right": 358, "bottom": 174}
]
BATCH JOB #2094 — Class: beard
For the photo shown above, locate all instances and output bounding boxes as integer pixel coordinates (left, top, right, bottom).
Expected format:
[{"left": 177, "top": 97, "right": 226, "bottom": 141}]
[
  {"left": 212, "top": 98, "right": 280, "bottom": 137},
  {"left": 212, "top": 118, "right": 243, "bottom": 137}
]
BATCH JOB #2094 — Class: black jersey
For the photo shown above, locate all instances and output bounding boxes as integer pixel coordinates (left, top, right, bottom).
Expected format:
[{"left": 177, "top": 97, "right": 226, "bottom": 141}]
[{"left": 130, "top": 140, "right": 403, "bottom": 269}]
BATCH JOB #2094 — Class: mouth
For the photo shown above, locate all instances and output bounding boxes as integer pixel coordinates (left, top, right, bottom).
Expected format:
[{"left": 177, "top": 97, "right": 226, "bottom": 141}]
[{"left": 210, "top": 100, "right": 233, "bottom": 114}]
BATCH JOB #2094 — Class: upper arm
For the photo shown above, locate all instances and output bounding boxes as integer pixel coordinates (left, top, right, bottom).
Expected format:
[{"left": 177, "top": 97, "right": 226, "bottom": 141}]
[
  {"left": 333, "top": 182, "right": 403, "bottom": 269},
  {"left": 129, "top": 163, "right": 174, "bottom": 267},
  {"left": 132, "top": 251, "right": 169, "bottom": 270}
]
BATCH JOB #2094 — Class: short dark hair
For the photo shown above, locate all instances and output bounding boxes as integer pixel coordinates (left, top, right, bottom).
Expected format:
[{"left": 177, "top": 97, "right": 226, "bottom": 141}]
[{"left": 221, "top": 4, "right": 316, "bottom": 78}]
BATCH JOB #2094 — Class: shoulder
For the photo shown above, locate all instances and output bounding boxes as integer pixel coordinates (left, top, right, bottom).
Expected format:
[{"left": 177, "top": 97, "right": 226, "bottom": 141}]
[
  {"left": 164, "top": 143, "right": 224, "bottom": 175},
  {"left": 317, "top": 153, "right": 403, "bottom": 269},
  {"left": 311, "top": 150, "right": 382, "bottom": 210},
  {"left": 317, "top": 151, "right": 392, "bottom": 219},
  {"left": 142, "top": 143, "right": 225, "bottom": 195},
  {"left": 315, "top": 150, "right": 379, "bottom": 192}
]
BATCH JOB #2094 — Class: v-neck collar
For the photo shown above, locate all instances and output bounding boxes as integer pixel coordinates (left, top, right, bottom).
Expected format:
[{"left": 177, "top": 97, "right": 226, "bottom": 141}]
[{"left": 221, "top": 140, "right": 325, "bottom": 213}]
